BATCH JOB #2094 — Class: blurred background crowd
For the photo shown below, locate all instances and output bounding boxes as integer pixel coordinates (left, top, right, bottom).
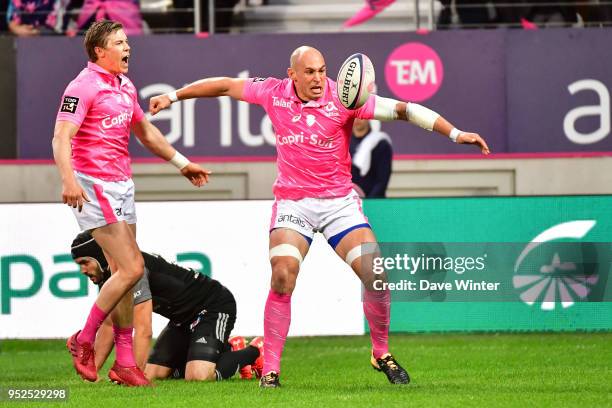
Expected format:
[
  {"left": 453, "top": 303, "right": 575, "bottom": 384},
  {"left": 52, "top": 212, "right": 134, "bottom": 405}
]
[{"left": 2, "top": 0, "right": 612, "bottom": 37}]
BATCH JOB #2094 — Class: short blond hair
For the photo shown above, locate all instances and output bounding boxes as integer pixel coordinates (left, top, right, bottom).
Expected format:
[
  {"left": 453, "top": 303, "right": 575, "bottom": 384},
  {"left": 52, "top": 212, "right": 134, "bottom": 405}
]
[{"left": 84, "top": 20, "right": 123, "bottom": 62}]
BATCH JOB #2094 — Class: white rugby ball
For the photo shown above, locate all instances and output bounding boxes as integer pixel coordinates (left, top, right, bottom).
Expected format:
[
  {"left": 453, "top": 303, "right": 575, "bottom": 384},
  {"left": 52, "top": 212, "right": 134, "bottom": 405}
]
[{"left": 336, "top": 53, "right": 375, "bottom": 110}]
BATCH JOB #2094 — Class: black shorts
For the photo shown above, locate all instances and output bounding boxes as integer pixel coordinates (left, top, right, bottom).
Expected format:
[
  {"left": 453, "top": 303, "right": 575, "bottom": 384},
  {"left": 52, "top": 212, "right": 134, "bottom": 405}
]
[{"left": 148, "top": 287, "right": 236, "bottom": 371}]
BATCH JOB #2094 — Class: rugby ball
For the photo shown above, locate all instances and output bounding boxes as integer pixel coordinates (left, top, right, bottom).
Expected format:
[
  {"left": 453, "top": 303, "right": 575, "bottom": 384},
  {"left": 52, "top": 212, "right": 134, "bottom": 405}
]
[{"left": 336, "top": 53, "right": 375, "bottom": 110}]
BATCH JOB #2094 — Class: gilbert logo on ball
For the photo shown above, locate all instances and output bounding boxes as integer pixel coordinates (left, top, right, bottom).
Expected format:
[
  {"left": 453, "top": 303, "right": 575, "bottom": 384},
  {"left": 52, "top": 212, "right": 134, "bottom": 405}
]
[
  {"left": 336, "top": 53, "right": 375, "bottom": 110},
  {"left": 385, "top": 42, "right": 443, "bottom": 102}
]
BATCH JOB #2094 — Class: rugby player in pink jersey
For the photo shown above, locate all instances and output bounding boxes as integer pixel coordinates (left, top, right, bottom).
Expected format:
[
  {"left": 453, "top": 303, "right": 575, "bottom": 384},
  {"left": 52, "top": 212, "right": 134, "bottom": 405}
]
[
  {"left": 52, "top": 20, "right": 210, "bottom": 386},
  {"left": 149, "top": 46, "right": 489, "bottom": 388}
]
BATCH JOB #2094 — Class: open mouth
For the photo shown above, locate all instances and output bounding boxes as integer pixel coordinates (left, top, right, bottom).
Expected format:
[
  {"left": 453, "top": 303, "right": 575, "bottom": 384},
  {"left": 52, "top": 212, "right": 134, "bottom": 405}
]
[{"left": 122, "top": 56, "right": 129, "bottom": 64}]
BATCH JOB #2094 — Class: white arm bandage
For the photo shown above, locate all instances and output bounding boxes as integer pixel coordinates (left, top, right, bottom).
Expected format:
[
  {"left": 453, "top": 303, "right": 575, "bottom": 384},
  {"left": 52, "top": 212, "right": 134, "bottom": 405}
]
[
  {"left": 373, "top": 96, "right": 399, "bottom": 121},
  {"left": 449, "top": 127, "right": 462, "bottom": 143},
  {"left": 406, "top": 102, "right": 440, "bottom": 131},
  {"left": 167, "top": 91, "right": 179, "bottom": 103},
  {"left": 169, "top": 151, "right": 190, "bottom": 170}
]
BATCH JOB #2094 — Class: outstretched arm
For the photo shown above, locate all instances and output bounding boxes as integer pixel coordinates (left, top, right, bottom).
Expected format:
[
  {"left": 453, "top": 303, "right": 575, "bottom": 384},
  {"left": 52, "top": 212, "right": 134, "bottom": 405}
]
[
  {"left": 132, "top": 118, "right": 211, "bottom": 187},
  {"left": 149, "top": 77, "right": 248, "bottom": 115},
  {"left": 373, "top": 96, "right": 490, "bottom": 155}
]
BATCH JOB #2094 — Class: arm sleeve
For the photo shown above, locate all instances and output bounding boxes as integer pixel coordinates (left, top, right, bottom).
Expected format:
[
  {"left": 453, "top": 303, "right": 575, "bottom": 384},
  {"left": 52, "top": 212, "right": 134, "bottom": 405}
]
[
  {"left": 241, "top": 77, "right": 279, "bottom": 105},
  {"left": 133, "top": 268, "right": 152, "bottom": 305},
  {"left": 131, "top": 100, "right": 145, "bottom": 124},
  {"left": 55, "top": 79, "right": 97, "bottom": 127},
  {"left": 368, "top": 141, "right": 392, "bottom": 198}
]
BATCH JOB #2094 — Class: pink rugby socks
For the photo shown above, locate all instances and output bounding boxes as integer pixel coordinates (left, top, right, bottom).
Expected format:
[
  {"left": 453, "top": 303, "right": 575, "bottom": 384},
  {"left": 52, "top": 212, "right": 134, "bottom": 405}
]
[
  {"left": 363, "top": 288, "right": 390, "bottom": 359},
  {"left": 77, "top": 303, "right": 108, "bottom": 344},
  {"left": 263, "top": 289, "right": 292, "bottom": 375},
  {"left": 113, "top": 326, "right": 137, "bottom": 367}
]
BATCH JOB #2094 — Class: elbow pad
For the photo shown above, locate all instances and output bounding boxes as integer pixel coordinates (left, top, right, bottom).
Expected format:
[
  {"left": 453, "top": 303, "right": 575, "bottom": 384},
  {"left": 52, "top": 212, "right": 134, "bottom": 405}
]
[
  {"left": 373, "top": 96, "right": 399, "bottom": 121},
  {"left": 406, "top": 102, "right": 440, "bottom": 131}
]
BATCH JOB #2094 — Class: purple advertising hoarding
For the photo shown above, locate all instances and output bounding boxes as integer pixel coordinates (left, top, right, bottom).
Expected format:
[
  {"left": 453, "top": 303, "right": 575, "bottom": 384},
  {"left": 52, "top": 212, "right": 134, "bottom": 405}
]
[
  {"left": 507, "top": 29, "right": 612, "bottom": 153},
  {"left": 15, "top": 29, "right": 612, "bottom": 159},
  {"left": 17, "top": 31, "right": 506, "bottom": 159}
]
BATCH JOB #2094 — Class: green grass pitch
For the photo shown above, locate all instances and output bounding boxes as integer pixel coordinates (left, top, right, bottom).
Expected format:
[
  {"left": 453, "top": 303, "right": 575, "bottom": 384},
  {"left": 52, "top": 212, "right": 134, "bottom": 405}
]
[{"left": 1, "top": 333, "right": 611, "bottom": 407}]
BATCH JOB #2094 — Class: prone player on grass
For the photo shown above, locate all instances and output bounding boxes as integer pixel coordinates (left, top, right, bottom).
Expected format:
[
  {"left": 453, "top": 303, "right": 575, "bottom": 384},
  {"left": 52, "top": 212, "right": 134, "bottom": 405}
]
[
  {"left": 149, "top": 46, "right": 489, "bottom": 388},
  {"left": 71, "top": 231, "right": 263, "bottom": 382}
]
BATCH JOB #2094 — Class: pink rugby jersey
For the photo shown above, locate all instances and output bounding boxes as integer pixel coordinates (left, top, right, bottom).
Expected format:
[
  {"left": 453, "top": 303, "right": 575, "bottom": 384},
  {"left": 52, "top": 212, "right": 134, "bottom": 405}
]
[
  {"left": 242, "top": 77, "right": 376, "bottom": 200},
  {"left": 56, "top": 61, "right": 145, "bottom": 181}
]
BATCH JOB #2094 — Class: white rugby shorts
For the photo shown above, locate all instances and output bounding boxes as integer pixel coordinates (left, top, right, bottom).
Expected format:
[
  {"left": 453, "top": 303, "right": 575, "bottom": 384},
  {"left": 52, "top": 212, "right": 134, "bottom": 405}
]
[
  {"left": 71, "top": 171, "right": 137, "bottom": 231},
  {"left": 270, "top": 189, "right": 369, "bottom": 246}
]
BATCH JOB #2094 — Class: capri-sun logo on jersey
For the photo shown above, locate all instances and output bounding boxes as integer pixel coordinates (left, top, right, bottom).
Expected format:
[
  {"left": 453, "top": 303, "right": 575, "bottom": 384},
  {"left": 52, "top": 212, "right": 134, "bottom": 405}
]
[{"left": 102, "top": 111, "right": 131, "bottom": 129}]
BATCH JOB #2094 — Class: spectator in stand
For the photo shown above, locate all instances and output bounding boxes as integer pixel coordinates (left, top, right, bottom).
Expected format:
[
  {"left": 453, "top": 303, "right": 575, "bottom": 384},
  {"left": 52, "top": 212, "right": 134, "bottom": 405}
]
[
  {"left": 492, "top": 0, "right": 596, "bottom": 28},
  {"left": 515, "top": 0, "right": 579, "bottom": 27},
  {"left": 74, "top": 0, "right": 143, "bottom": 34},
  {"left": 343, "top": 0, "right": 395, "bottom": 28},
  {"left": 6, "top": 0, "right": 66, "bottom": 36},
  {"left": 350, "top": 119, "right": 392, "bottom": 198}
]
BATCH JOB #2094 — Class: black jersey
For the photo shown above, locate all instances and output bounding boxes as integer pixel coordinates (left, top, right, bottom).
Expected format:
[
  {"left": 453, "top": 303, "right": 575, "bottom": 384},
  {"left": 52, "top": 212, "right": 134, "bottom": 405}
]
[{"left": 132, "top": 252, "right": 227, "bottom": 325}]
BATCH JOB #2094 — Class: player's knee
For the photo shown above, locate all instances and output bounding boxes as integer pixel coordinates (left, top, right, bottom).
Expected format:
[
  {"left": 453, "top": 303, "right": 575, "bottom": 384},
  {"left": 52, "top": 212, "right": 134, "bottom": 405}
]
[
  {"left": 123, "top": 254, "right": 145, "bottom": 283},
  {"left": 185, "top": 362, "right": 216, "bottom": 381},
  {"left": 144, "top": 364, "right": 172, "bottom": 380},
  {"left": 270, "top": 258, "right": 298, "bottom": 294}
]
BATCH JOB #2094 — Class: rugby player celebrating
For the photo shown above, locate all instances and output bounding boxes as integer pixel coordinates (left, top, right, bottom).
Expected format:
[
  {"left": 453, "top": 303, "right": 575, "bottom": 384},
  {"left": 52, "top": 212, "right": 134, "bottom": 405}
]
[
  {"left": 53, "top": 20, "right": 210, "bottom": 386},
  {"left": 149, "top": 46, "right": 489, "bottom": 388}
]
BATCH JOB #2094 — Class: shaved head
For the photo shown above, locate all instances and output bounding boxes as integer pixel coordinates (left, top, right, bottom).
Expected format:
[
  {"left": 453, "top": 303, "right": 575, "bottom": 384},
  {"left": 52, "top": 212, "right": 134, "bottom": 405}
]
[
  {"left": 288, "top": 46, "right": 327, "bottom": 101},
  {"left": 290, "top": 46, "right": 323, "bottom": 69}
]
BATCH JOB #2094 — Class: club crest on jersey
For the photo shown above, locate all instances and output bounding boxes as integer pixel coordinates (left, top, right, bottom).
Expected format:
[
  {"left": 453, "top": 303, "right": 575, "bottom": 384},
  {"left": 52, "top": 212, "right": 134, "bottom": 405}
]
[
  {"left": 61, "top": 96, "right": 79, "bottom": 113},
  {"left": 325, "top": 101, "right": 338, "bottom": 112},
  {"left": 324, "top": 101, "right": 340, "bottom": 118},
  {"left": 306, "top": 114, "right": 317, "bottom": 127}
]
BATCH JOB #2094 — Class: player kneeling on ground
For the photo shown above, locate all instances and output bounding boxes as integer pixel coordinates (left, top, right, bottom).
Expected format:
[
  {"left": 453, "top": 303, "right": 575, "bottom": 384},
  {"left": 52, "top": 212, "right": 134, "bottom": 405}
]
[{"left": 70, "top": 231, "right": 263, "bottom": 382}]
